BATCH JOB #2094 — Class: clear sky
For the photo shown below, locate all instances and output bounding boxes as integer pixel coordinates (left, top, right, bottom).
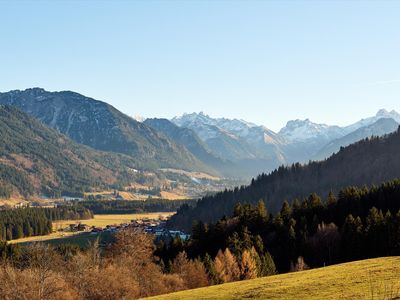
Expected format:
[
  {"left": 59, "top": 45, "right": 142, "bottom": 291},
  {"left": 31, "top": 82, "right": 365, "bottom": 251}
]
[{"left": 1, "top": 1, "right": 399, "bottom": 131}]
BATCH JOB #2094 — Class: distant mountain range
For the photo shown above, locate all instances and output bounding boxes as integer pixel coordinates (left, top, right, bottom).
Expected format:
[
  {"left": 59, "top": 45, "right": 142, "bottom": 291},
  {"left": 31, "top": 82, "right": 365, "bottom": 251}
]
[
  {"left": 0, "top": 88, "right": 399, "bottom": 180},
  {"left": 170, "top": 110, "right": 399, "bottom": 177}
]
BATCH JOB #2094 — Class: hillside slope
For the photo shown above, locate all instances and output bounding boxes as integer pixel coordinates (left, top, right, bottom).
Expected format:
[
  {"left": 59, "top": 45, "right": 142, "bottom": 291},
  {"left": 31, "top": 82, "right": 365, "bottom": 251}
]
[
  {"left": 148, "top": 257, "right": 400, "bottom": 300},
  {"left": 0, "top": 88, "right": 208, "bottom": 172},
  {"left": 169, "top": 126, "right": 400, "bottom": 229},
  {"left": 0, "top": 105, "right": 141, "bottom": 198}
]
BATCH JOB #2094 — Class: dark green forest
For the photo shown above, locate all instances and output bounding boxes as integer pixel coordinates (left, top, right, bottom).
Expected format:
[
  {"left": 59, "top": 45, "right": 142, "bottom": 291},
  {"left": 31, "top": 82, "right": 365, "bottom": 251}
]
[
  {"left": 0, "top": 206, "right": 93, "bottom": 241},
  {"left": 168, "top": 127, "right": 400, "bottom": 230},
  {"left": 159, "top": 179, "right": 400, "bottom": 274}
]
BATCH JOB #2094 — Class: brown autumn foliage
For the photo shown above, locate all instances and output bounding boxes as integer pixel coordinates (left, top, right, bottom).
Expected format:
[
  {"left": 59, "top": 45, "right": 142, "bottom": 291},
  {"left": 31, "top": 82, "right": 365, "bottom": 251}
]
[
  {"left": 0, "top": 229, "right": 276, "bottom": 299},
  {"left": 0, "top": 243, "right": 77, "bottom": 300},
  {"left": 240, "top": 249, "right": 258, "bottom": 280},
  {"left": 214, "top": 248, "right": 240, "bottom": 283},
  {"left": 171, "top": 251, "right": 209, "bottom": 289},
  {"left": 0, "top": 265, "right": 77, "bottom": 300},
  {"left": 0, "top": 229, "right": 195, "bottom": 300}
]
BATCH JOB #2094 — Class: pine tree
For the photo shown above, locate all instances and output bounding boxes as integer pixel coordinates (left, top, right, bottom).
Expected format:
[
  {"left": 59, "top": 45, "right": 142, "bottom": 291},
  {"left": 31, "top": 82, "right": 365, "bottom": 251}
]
[
  {"left": 259, "top": 251, "right": 276, "bottom": 276},
  {"left": 203, "top": 253, "right": 219, "bottom": 285},
  {"left": 280, "top": 201, "right": 291, "bottom": 223},
  {"left": 327, "top": 191, "right": 337, "bottom": 206},
  {"left": 342, "top": 214, "right": 363, "bottom": 261}
]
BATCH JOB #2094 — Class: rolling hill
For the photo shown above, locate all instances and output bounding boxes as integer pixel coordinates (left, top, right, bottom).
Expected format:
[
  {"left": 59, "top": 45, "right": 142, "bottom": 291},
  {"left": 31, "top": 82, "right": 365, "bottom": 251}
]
[{"left": 147, "top": 257, "right": 400, "bottom": 300}]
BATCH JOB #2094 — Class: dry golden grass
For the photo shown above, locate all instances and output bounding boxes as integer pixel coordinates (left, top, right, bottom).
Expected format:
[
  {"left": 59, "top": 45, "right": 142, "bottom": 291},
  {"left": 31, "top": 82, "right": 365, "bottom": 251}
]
[
  {"left": 147, "top": 257, "right": 400, "bottom": 300},
  {"left": 8, "top": 230, "right": 78, "bottom": 244},
  {"left": 160, "top": 168, "right": 221, "bottom": 181},
  {"left": 160, "top": 191, "right": 188, "bottom": 200},
  {"left": 0, "top": 198, "right": 29, "bottom": 207},
  {"left": 84, "top": 190, "right": 191, "bottom": 201},
  {"left": 84, "top": 191, "right": 114, "bottom": 197}
]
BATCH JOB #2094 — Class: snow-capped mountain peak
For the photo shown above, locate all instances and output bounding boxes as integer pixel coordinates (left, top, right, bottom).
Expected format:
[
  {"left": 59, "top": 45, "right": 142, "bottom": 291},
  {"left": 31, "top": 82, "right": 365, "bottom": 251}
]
[
  {"left": 278, "top": 119, "right": 343, "bottom": 142},
  {"left": 172, "top": 112, "right": 271, "bottom": 141},
  {"left": 376, "top": 108, "right": 400, "bottom": 120},
  {"left": 344, "top": 109, "right": 400, "bottom": 133}
]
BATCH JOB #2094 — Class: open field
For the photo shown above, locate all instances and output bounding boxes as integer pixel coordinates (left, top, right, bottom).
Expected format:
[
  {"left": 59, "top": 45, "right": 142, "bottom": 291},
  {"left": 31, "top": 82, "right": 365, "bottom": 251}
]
[
  {"left": 160, "top": 168, "right": 221, "bottom": 181},
  {"left": 147, "top": 257, "right": 400, "bottom": 300},
  {"left": 84, "top": 190, "right": 191, "bottom": 201},
  {"left": 9, "top": 212, "right": 174, "bottom": 244},
  {"left": 9, "top": 229, "right": 79, "bottom": 244},
  {"left": 53, "top": 212, "right": 174, "bottom": 228},
  {"left": 159, "top": 191, "right": 190, "bottom": 200}
]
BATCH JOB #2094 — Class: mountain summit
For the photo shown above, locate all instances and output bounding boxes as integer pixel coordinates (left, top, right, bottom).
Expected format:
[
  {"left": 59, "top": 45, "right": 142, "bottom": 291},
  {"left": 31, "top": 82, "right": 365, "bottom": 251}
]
[{"left": 278, "top": 119, "right": 344, "bottom": 142}]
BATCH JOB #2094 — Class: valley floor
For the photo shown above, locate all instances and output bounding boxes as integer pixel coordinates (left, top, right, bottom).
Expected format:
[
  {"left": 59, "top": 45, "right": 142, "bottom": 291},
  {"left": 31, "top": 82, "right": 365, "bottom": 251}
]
[
  {"left": 147, "top": 257, "right": 400, "bottom": 300},
  {"left": 9, "top": 212, "right": 174, "bottom": 244}
]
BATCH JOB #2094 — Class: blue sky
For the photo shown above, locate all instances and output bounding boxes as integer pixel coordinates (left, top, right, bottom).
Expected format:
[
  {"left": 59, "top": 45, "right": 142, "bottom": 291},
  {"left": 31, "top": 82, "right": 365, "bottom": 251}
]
[{"left": 1, "top": 1, "right": 400, "bottom": 131}]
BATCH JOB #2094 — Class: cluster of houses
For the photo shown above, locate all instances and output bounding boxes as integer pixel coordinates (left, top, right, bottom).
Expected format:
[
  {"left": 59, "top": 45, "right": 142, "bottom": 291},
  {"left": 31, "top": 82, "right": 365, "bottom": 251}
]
[
  {"left": 140, "top": 220, "right": 190, "bottom": 241},
  {"left": 60, "top": 217, "right": 190, "bottom": 242}
]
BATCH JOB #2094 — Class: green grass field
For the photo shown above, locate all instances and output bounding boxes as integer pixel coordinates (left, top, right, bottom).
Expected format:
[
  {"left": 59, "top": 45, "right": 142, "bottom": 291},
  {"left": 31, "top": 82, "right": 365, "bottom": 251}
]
[
  {"left": 147, "top": 257, "right": 400, "bottom": 300},
  {"left": 14, "top": 231, "right": 114, "bottom": 248}
]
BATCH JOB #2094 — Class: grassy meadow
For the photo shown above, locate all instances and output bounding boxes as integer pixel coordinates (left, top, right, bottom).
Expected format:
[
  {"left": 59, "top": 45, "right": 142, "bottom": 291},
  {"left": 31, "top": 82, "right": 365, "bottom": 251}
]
[{"left": 147, "top": 257, "right": 400, "bottom": 300}]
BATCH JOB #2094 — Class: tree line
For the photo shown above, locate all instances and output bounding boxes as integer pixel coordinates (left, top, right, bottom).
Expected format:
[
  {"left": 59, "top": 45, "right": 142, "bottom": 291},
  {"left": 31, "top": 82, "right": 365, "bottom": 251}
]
[
  {"left": 161, "top": 179, "right": 400, "bottom": 274},
  {"left": 0, "top": 206, "right": 93, "bottom": 241}
]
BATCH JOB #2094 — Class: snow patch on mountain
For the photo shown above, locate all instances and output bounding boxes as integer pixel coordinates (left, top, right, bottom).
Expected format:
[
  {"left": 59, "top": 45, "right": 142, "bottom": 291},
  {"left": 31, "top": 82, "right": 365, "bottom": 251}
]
[{"left": 172, "top": 112, "right": 277, "bottom": 144}]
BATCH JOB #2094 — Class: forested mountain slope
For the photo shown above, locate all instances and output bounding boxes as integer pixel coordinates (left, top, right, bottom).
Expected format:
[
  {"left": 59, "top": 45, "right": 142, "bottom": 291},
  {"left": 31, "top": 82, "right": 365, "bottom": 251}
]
[
  {"left": 0, "top": 105, "right": 142, "bottom": 198},
  {"left": 168, "top": 127, "right": 400, "bottom": 230},
  {"left": 0, "top": 88, "right": 208, "bottom": 172}
]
